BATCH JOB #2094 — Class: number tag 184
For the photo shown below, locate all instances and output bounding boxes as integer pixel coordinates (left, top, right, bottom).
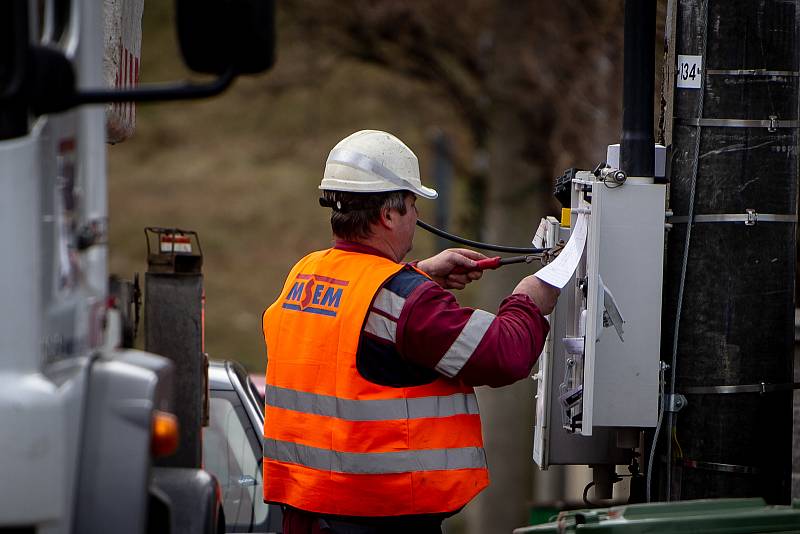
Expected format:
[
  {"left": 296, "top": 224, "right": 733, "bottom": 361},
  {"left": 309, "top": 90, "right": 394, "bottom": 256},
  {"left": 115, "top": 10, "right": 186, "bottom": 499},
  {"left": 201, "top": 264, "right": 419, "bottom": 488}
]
[{"left": 677, "top": 55, "right": 702, "bottom": 89}]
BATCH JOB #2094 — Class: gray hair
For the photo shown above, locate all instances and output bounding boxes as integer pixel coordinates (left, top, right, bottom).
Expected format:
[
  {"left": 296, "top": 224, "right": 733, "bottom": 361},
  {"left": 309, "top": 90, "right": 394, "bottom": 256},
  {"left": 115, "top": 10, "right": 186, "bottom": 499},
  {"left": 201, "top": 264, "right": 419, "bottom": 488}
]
[{"left": 320, "top": 190, "right": 411, "bottom": 241}]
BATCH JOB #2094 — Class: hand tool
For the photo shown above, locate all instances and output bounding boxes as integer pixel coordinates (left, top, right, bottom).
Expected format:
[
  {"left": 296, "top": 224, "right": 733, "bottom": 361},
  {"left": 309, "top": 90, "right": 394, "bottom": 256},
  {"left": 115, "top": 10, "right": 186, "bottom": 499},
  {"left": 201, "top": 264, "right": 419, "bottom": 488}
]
[{"left": 454, "top": 254, "right": 536, "bottom": 273}]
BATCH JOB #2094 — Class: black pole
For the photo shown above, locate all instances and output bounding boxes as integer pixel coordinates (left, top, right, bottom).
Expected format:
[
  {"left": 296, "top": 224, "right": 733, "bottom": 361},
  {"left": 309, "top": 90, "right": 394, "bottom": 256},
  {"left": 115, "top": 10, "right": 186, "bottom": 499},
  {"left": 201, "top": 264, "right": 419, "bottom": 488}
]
[
  {"left": 145, "top": 229, "right": 206, "bottom": 469},
  {"left": 430, "top": 130, "right": 453, "bottom": 252},
  {"left": 620, "top": 0, "right": 656, "bottom": 177},
  {"left": 658, "top": 0, "right": 798, "bottom": 503}
]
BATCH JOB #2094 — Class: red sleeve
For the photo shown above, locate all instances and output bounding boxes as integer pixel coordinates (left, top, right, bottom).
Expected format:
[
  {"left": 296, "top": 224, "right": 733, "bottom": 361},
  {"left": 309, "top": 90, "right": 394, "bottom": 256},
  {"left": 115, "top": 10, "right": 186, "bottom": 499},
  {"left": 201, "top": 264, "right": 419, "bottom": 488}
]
[{"left": 396, "top": 283, "right": 550, "bottom": 388}]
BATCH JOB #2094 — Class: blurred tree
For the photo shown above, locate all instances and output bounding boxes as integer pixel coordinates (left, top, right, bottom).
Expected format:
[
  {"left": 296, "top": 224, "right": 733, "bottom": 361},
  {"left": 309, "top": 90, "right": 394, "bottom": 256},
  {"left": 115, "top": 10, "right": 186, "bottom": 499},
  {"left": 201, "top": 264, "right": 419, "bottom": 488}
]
[
  {"left": 283, "top": 0, "right": 625, "bottom": 235},
  {"left": 281, "top": 1, "right": 627, "bottom": 531}
]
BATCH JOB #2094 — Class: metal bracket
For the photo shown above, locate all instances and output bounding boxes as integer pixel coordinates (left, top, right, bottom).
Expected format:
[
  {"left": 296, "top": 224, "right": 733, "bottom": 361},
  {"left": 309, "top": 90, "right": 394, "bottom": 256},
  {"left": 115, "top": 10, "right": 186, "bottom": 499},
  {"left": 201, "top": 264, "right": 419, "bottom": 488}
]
[
  {"left": 664, "top": 393, "right": 687, "bottom": 413},
  {"left": 595, "top": 166, "right": 627, "bottom": 185}
]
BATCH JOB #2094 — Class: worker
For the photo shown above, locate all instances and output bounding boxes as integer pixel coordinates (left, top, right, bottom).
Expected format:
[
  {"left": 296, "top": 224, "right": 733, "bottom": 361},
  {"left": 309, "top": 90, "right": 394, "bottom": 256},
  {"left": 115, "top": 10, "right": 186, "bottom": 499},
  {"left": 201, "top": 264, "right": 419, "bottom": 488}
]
[{"left": 262, "top": 130, "right": 560, "bottom": 534}]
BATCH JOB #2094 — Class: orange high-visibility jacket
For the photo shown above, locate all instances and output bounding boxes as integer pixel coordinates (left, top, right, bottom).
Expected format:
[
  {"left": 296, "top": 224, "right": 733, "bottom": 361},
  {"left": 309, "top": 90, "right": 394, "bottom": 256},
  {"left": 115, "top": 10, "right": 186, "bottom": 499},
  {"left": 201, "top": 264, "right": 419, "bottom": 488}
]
[{"left": 262, "top": 248, "right": 488, "bottom": 517}]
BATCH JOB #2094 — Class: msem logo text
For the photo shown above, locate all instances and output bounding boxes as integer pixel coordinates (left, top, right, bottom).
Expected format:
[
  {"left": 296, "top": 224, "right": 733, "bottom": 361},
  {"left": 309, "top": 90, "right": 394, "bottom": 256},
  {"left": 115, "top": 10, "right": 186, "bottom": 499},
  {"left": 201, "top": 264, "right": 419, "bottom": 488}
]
[{"left": 282, "top": 274, "right": 348, "bottom": 317}]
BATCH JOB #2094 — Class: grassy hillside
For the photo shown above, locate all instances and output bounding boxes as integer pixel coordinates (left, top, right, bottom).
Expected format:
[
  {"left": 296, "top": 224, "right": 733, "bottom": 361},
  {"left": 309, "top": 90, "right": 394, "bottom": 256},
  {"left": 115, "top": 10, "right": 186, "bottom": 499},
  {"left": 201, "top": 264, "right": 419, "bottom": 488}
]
[{"left": 108, "top": 4, "right": 475, "bottom": 372}]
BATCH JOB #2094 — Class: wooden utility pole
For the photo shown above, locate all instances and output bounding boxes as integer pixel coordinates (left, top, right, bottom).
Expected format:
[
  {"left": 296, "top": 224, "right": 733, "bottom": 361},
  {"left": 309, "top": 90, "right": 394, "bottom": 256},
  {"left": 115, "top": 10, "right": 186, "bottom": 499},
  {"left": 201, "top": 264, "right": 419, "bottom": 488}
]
[{"left": 657, "top": 0, "right": 799, "bottom": 503}]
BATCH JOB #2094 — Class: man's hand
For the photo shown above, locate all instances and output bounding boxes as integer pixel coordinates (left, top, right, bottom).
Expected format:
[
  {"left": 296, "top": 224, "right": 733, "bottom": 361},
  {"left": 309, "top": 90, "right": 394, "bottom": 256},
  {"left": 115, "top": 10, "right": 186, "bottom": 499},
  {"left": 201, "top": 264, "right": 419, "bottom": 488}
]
[
  {"left": 416, "top": 248, "right": 488, "bottom": 289},
  {"left": 513, "top": 275, "right": 560, "bottom": 315}
]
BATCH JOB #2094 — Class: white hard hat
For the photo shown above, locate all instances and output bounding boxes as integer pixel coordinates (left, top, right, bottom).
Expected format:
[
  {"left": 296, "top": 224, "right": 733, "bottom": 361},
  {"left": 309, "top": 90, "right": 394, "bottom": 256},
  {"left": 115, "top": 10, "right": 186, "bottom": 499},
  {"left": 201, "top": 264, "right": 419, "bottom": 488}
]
[{"left": 320, "top": 130, "right": 438, "bottom": 199}]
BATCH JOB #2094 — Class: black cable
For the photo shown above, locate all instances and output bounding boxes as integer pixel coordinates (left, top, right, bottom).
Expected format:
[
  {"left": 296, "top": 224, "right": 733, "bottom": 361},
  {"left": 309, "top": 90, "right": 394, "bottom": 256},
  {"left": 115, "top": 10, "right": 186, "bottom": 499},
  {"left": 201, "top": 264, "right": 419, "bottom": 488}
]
[
  {"left": 416, "top": 219, "right": 546, "bottom": 254},
  {"left": 582, "top": 482, "right": 596, "bottom": 507}
]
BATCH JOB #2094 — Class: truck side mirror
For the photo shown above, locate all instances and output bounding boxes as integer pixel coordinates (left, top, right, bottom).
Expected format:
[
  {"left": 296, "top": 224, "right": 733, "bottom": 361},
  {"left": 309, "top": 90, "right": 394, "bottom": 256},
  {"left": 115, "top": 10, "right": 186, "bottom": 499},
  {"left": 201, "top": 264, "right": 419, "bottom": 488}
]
[
  {"left": 176, "top": 0, "right": 276, "bottom": 75},
  {"left": 2, "top": 0, "right": 277, "bottom": 120}
]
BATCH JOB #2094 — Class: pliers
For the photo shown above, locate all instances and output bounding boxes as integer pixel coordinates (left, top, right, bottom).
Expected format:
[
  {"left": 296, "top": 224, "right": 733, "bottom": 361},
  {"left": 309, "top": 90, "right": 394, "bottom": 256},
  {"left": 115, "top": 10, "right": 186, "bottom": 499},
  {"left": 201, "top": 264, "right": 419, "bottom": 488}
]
[{"left": 453, "top": 244, "right": 565, "bottom": 273}]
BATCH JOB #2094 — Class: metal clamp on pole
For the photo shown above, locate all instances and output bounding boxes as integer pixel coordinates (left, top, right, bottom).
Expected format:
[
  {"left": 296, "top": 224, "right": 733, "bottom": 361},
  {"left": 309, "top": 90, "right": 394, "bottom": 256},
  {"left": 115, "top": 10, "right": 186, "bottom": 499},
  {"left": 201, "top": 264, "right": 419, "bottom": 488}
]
[
  {"left": 668, "top": 210, "right": 796, "bottom": 225},
  {"left": 664, "top": 393, "right": 687, "bottom": 413},
  {"left": 674, "top": 116, "right": 800, "bottom": 130},
  {"left": 682, "top": 458, "right": 761, "bottom": 475},
  {"left": 706, "top": 69, "right": 800, "bottom": 77},
  {"left": 682, "top": 382, "right": 800, "bottom": 395}
]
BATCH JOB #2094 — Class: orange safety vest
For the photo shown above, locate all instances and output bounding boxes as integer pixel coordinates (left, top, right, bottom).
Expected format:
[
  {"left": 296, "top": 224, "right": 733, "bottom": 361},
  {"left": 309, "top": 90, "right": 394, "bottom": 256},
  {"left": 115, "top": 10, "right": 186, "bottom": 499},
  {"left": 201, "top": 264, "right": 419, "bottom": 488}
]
[{"left": 262, "top": 248, "right": 488, "bottom": 517}]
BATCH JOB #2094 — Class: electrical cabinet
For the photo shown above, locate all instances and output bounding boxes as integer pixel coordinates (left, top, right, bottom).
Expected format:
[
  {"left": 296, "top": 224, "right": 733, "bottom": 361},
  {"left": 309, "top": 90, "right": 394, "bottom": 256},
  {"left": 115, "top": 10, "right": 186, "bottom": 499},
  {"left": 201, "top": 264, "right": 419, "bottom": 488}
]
[
  {"left": 533, "top": 170, "right": 666, "bottom": 468},
  {"left": 533, "top": 218, "right": 631, "bottom": 468}
]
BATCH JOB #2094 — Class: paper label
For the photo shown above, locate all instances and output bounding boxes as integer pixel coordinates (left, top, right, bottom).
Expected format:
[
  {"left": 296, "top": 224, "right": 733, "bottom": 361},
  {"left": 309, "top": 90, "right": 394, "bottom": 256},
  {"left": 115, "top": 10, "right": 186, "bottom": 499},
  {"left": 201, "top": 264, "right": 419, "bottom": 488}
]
[
  {"left": 534, "top": 212, "right": 588, "bottom": 289},
  {"left": 677, "top": 55, "right": 702, "bottom": 89}
]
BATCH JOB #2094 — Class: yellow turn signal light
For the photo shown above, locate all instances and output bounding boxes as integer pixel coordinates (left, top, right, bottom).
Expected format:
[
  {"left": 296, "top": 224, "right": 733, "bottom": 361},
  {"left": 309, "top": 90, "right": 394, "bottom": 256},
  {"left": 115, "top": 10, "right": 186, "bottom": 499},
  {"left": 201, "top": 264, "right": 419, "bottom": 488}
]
[{"left": 151, "top": 410, "right": 180, "bottom": 457}]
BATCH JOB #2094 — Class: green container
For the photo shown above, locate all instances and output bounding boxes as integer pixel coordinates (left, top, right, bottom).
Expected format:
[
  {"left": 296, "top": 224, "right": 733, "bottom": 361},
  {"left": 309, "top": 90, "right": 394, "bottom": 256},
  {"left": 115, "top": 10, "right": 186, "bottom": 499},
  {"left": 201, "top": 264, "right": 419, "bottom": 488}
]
[
  {"left": 513, "top": 498, "right": 800, "bottom": 533},
  {"left": 528, "top": 505, "right": 560, "bottom": 526}
]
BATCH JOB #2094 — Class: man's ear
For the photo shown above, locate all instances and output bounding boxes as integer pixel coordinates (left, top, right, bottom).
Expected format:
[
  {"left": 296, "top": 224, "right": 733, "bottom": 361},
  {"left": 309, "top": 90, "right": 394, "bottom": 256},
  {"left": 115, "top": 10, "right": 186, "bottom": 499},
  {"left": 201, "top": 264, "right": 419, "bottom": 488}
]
[{"left": 378, "top": 206, "right": 394, "bottom": 229}]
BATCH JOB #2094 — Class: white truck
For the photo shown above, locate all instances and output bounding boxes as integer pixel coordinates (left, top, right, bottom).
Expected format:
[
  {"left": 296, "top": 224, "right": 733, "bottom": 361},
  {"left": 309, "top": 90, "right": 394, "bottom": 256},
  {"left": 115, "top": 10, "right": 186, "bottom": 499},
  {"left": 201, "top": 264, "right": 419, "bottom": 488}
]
[{"left": 0, "top": 1, "right": 274, "bottom": 532}]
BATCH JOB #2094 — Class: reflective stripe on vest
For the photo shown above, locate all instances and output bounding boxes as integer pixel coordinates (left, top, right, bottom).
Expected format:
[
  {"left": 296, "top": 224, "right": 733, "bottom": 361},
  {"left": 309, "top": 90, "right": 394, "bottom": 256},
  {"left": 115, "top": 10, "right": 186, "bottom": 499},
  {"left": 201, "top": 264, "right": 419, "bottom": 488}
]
[
  {"left": 364, "top": 310, "right": 397, "bottom": 342},
  {"left": 372, "top": 288, "right": 405, "bottom": 318},
  {"left": 264, "top": 438, "right": 487, "bottom": 474},
  {"left": 266, "top": 384, "right": 479, "bottom": 421}
]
